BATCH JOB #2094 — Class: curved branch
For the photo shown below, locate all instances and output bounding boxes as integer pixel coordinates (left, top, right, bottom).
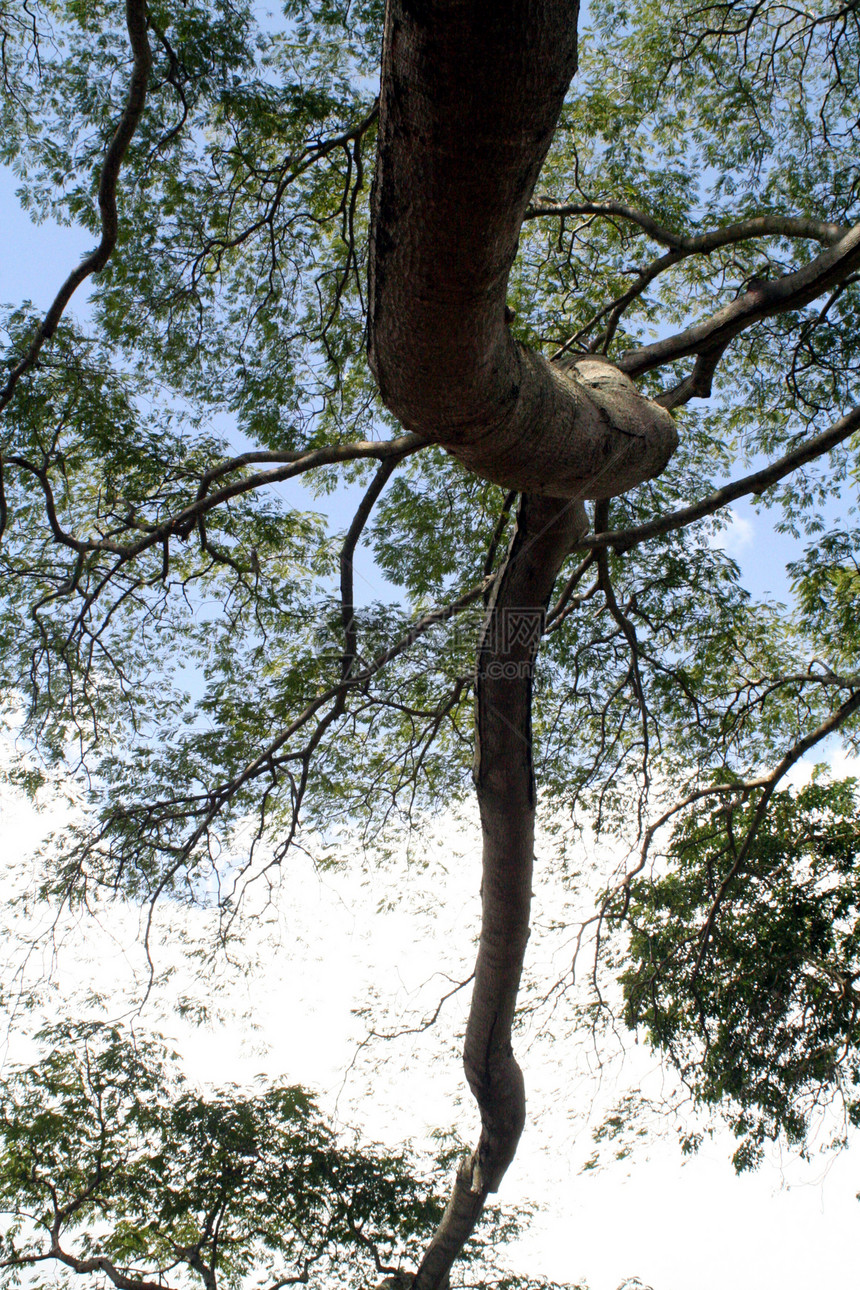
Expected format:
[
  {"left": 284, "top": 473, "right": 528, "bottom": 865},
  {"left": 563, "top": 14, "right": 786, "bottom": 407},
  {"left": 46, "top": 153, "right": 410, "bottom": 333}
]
[
  {"left": 0, "top": 0, "right": 152, "bottom": 413},
  {"left": 50, "top": 1244, "right": 168, "bottom": 1290},
  {"left": 618, "top": 221, "right": 860, "bottom": 379},
  {"left": 191, "top": 433, "right": 422, "bottom": 509},
  {"left": 585, "top": 404, "right": 860, "bottom": 552},
  {"left": 2, "top": 434, "right": 424, "bottom": 558},
  {"left": 482, "top": 490, "right": 517, "bottom": 592},
  {"left": 525, "top": 201, "right": 851, "bottom": 250},
  {"left": 146, "top": 13, "right": 189, "bottom": 151},
  {"left": 340, "top": 457, "right": 399, "bottom": 679},
  {"left": 368, "top": 0, "right": 676, "bottom": 501},
  {"left": 595, "top": 506, "right": 650, "bottom": 797},
  {"left": 653, "top": 346, "right": 728, "bottom": 410},
  {"left": 537, "top": 211, "right": 854, "bottom": 362}
]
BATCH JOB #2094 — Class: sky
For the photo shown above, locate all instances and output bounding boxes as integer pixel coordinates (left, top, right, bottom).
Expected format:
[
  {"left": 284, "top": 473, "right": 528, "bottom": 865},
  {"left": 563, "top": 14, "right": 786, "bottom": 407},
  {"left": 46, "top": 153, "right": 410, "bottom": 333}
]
[
  {"left": 3, "top": 742, "right": 860, "bottom": 1290},
  {"left": 3, "top": 132, "right": 860, "bottom": 1290}
]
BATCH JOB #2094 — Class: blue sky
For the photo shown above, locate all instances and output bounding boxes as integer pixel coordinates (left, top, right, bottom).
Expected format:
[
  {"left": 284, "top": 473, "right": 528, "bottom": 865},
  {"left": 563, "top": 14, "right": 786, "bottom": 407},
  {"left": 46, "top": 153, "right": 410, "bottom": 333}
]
[{"left": 0, "top": 169, "right": 94, "bottom": 317}]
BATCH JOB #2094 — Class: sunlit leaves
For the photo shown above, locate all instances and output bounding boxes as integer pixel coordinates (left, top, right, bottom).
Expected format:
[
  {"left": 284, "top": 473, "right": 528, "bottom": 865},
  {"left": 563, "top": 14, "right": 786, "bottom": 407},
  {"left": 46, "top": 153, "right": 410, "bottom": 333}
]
[
  {"left": 612, "top": 779, "right": 860, "bottom": 1168},
  {"left": 790, "top": 527, "right": 860, "bottom": 668},
  {"left": 0, "top": 1021, "right": 444, "bottom": 1288}
]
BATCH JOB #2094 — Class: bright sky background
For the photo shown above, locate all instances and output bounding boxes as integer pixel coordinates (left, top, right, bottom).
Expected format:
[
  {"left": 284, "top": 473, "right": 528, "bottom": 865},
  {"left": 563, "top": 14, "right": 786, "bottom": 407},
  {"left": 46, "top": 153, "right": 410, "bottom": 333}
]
[
  {"left": 3, "top": 153, "right": 860, "bottom": 1290},
  {"left": 3, "top": 745, "right": 860, "bottom": 1290}
]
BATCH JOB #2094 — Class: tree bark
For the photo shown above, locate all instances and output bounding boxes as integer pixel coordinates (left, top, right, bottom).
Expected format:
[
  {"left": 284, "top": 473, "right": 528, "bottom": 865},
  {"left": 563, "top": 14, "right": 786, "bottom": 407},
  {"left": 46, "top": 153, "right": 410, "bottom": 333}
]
[
  {"left": 368, "top": 0, "right": 677, "bottom": 500},
  {"left": 412, "top": 494, "right": 586, "bottom": 1290},
  {"left": 366, "top": 3, "right": 679, "bottom": 1285}
]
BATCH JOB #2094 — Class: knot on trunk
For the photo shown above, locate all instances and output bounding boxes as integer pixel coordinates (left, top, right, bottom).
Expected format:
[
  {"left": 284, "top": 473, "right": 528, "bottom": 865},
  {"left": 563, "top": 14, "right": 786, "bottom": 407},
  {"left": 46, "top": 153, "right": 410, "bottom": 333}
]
[{"left": 445, "top": 352, "right": 678, "bottom": 501}]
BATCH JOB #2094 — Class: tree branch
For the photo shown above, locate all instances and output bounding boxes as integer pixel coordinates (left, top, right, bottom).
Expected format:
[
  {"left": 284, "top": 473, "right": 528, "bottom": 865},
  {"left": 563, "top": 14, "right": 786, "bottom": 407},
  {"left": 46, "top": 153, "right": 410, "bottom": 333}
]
[
  {"left": 1, "top": 434, "right": 424, "bottom": 557},
  {"left": 0, "top": 0, "right": 152, "bottom": 413},
  {"left": 594, "top": 503, "right": 650, "bottom": 801},
  {"left": 49, "top": 1243, "right": 169, "bottom": 1290},
  {"left": 584, "top": 405, "right": 860, "bottom": 552},
  {"left": 618, "top": 222, "right": 860, "bottom": 379},
  {"left": 525, "top": 201, "right": 850, "bottom": 250},
  {"left": 368, "top": 0, "right": 676, "bottom": 500},
  {"left": 543, "top": 211, "right": 853, "bottom": 362},
  {"left": 340, "top": 458, "right": 400, "bottom": 680}
]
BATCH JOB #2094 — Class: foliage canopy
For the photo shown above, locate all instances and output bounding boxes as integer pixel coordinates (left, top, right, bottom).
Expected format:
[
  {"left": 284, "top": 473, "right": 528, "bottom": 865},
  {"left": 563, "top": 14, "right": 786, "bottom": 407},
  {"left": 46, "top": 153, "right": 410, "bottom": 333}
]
[{"left": 1, "top": 0, "right": 860, "bottom": 1284}]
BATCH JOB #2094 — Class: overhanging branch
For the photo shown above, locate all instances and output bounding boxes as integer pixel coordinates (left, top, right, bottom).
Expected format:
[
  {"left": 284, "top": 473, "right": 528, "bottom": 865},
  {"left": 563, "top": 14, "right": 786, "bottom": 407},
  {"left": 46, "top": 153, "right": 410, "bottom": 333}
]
[
  {"left": 618, "top": 222, "right": 860, "bottom": 380},
  {"left": 584, "top": 405, "right": 860, "bottom": 553},
  {"left": 525, "top": 201, "right": 850, "bottom": 251},
  {"left": 1, "top": 435, "right": 424, "bottom": 560},
  {"left": 0, "top": 0, "right": 152, "bottom": 414}
]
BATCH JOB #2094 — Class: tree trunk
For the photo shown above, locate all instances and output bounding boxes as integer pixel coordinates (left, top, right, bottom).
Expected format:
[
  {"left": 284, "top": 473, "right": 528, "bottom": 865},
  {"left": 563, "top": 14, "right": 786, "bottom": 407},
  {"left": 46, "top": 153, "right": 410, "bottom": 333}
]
[
  {"left": 413, "top": 494, "right": 586, "bottom": 1289},
  {"left": 368, "top": 0, "right": 677, "bottom": 500},
  {"left": 366, "top": 3, "right": 680, "bottom": 1285}
]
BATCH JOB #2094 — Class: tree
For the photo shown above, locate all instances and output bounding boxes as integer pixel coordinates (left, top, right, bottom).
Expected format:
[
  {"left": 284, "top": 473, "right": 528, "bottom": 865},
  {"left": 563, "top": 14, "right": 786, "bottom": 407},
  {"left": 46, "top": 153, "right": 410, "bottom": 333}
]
[
  {"left": 0, "top": 1020, "right": 567, "bottom": 1289},
  {"left": 0, "top": 0, "right": 859, "bottom": 1285}
]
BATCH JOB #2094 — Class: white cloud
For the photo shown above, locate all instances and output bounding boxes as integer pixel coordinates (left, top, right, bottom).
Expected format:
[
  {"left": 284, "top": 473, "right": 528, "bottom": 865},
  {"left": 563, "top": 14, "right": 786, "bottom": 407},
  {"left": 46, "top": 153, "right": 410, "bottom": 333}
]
[
  {"left": 3, "top": 759, "right": 860, "bottom": 1290},
  {"left": 710, "top": 506, "right": 754, "bottom": 557}
]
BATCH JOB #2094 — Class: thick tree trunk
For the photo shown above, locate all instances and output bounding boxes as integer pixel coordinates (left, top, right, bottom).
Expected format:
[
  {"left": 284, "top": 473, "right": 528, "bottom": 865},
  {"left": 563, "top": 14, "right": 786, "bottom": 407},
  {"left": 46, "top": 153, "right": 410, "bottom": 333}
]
[
  {"left": 368, "top": 0, "right": 677, "bottom": 499},
  {"left": 366, "top": 3, "right": 679, "bottom": 1286}
]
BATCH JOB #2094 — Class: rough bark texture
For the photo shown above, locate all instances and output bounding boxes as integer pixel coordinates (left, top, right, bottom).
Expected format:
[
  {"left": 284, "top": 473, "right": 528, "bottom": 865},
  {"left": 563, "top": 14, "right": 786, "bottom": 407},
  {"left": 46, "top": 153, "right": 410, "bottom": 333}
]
[
  {"left": 366, "top": 3, "right": 679, "bottom": 1286},
  {"left": 412, "top": 495, "right": 587, "bottom": 1290},
  {"left": 368, "top": 0, "right": 677, "bottom": 499}
]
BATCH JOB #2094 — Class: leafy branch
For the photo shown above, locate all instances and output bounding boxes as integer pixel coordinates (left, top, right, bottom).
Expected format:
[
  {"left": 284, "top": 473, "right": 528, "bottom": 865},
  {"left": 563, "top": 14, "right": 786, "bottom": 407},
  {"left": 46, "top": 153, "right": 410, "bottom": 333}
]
[{"left": 0, "top": 0, "right": 152, "bottom": 414}]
